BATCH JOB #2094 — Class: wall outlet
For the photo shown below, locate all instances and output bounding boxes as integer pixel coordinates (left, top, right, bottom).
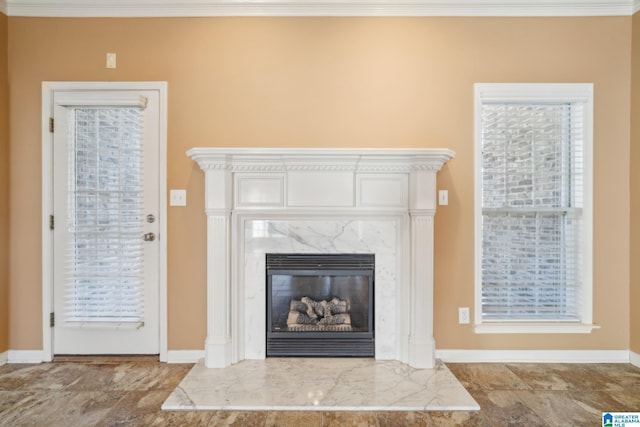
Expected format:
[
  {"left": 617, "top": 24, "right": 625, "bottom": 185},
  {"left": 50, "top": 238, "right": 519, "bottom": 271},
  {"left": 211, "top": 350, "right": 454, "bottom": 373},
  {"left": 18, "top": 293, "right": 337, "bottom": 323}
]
[
  {"left": 458, "top": 307, "right": 470, "bottom": 324},
  {"left": 106, "top": 53, "right": 117, "bottom": 69}
]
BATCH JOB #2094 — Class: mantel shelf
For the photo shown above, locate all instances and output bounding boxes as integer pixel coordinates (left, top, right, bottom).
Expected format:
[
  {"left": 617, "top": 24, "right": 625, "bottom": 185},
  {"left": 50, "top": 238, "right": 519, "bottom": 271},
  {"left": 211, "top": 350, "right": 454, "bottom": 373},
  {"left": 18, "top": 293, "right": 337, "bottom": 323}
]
[{"left": 187, "top": 147, "right": 455, "bottom": 173}]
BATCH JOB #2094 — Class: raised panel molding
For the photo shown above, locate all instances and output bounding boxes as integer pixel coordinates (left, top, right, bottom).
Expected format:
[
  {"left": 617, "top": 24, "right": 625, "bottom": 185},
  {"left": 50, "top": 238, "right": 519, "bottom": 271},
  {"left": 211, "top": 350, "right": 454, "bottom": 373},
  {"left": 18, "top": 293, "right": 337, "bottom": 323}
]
[
  {"left": 236, "top": 174, "right": 284, "bottom": 208},
  {"left": 357, "top": 174, "right": 408, "bottom": 208},
  {"left": 288, "top": 171, "right": 354, "bottom": 207},
  {"left": 5, "top": 0, "right": 636, "bottom": 17}
]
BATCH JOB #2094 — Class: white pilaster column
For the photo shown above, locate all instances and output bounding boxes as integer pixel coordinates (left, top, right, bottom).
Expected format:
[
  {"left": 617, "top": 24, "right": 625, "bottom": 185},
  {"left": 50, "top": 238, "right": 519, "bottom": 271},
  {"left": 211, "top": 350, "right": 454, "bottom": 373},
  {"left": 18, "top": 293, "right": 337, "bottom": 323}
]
[
  {"left": 203, "top": 163, "right": 233, "bottom": 368},
  {"left": 408, "top": 168, "right": 437, "bottom": 369}
]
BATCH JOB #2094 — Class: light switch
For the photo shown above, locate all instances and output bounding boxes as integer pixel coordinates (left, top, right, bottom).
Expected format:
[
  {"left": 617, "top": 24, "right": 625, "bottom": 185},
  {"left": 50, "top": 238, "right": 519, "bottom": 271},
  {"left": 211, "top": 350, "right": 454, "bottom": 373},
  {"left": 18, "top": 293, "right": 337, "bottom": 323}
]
[
  {"left": 438, "top": 190, "right": 448, "bottom": 206},
  {"left": 170, "top": 189, "right": 187, "bottom": 206}
]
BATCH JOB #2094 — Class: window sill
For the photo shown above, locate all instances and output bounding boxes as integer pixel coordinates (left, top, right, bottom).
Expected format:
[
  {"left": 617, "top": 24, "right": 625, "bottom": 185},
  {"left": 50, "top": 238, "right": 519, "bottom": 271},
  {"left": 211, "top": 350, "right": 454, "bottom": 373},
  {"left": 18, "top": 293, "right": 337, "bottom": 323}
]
[{"left": 474, "top": 323, "right": 600, "bottom": 334}]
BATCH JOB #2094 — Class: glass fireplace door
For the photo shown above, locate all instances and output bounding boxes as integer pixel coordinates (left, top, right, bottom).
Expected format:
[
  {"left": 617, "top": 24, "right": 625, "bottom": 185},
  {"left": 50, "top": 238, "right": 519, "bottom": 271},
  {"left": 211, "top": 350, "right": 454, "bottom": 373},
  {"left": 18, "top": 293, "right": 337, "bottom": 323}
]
[{"left": 266, "top": 254, "right": 375, "bottom": 357}]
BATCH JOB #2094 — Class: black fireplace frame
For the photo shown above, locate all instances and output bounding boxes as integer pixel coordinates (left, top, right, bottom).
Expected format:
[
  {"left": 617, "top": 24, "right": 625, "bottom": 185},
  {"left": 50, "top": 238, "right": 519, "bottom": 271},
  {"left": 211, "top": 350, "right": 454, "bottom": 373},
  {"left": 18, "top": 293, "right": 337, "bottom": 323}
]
[{"left": 266, "top": 253, "right": 375, "bottom": 357}]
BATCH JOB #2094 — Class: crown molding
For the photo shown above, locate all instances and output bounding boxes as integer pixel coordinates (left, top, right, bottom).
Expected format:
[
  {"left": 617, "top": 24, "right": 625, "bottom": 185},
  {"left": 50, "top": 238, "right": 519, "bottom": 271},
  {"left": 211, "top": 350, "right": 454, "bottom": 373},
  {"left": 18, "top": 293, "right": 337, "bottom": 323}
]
[{"left": 4, "top": 0, "right": 636, "bottom": 17}]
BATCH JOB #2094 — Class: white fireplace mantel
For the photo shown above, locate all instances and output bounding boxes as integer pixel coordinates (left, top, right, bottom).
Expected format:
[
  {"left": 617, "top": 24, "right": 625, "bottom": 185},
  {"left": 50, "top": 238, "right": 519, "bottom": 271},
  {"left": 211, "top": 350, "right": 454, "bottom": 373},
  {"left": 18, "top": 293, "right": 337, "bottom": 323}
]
[{"left": 188, "top": 147, "right": 455, "bottom": 369}]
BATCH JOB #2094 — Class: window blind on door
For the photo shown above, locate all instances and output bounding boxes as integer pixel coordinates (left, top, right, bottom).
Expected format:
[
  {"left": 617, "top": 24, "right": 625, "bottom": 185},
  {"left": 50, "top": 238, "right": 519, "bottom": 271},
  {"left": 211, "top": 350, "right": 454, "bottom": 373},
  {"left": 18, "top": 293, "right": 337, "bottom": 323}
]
[
  {"left": 481, "top": 102, "right": 584, "bottom": 321},
  {"left": 65, "top": 107, "right": 145, "bottom": 325}
]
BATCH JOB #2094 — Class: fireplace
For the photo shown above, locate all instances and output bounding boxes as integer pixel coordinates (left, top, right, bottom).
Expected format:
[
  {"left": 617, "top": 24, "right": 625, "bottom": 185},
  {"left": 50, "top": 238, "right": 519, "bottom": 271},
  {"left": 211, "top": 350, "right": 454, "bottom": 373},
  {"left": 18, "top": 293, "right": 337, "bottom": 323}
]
[
  {"left": 266, "top": 253, "right": 375, "bottom": 357},
  {"left": 187, "top": 148, "right": 454, "bottom": 369}
]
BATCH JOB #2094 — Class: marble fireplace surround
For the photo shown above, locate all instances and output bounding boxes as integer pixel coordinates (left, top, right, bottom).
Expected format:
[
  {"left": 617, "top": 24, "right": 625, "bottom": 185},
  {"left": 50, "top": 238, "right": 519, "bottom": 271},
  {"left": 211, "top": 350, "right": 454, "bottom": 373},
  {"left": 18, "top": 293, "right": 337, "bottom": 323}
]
[{"left": 188, "top": 148, "right": 455, "bottom": 369}]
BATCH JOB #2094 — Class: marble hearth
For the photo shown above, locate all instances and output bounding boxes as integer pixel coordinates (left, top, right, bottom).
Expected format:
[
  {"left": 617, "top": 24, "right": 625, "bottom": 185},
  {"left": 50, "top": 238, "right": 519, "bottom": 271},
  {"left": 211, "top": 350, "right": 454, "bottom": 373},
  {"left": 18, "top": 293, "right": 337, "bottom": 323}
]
[
  {"left": 162, "top": 358, "right": 480, "bottom": 411},
  {"left": 188, "top": 148, "right": 455, "bottom": 369}
]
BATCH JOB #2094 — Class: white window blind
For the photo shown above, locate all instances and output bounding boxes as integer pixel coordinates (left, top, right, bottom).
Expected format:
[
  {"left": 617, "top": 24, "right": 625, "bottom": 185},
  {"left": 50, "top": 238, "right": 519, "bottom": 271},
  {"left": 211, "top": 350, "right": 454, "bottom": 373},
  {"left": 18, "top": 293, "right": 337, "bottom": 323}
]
[
  {"left": 480, "top": 99, "right": 585, "bottom": 322},
  {"left": 65, "top": 107, "right": 145, "bottom": 325}
]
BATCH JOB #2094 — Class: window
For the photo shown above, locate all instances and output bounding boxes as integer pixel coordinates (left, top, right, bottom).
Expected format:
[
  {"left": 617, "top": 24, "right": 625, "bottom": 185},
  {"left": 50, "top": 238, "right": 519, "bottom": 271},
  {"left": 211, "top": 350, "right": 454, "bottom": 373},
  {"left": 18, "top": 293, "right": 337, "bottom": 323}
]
[
  {"left": 67, "top": 107, "right": 145, "bottom": 324},
  {"left": 474, "top": 83, "right": 596, "bottom": 333}
]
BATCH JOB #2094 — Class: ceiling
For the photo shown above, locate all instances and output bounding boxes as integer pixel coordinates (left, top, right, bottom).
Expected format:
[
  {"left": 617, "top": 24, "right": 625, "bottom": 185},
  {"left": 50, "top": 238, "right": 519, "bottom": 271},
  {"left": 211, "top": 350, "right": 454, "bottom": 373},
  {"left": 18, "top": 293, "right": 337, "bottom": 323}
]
[{"left": 1, "top": 0, "right": 639, "bottom": 17}]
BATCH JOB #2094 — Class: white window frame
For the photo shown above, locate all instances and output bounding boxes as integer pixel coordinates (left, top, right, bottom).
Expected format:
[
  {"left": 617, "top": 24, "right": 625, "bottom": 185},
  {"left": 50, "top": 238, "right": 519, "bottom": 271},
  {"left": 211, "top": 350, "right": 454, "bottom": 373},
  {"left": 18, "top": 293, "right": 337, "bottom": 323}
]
[{"left": 474, "top": 83, "right": 597, "bottom": 334}]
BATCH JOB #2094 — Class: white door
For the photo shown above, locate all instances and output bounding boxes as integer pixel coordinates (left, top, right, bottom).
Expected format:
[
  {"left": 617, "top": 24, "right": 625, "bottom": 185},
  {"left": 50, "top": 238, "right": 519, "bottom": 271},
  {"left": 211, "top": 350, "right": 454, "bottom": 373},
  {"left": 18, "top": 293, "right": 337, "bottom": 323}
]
[{"left": 51, "top": 89, "right": 161, "bottom": 355}]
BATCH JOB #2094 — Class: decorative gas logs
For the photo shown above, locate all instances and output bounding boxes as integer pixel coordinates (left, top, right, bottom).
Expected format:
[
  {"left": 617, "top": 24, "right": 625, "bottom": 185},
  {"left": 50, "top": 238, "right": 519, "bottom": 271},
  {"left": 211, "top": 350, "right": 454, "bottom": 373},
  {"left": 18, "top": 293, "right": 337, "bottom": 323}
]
[{"left": 286, "top": 296, "right": 352, "bottom": 330}]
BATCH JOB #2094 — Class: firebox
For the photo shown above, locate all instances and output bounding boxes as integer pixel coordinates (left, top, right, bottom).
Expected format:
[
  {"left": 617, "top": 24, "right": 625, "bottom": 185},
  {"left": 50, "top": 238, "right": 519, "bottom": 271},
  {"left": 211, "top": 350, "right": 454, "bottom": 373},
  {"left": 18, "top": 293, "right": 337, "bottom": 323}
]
[{"left": 266, "top": 253, "right": 375, "bottom": 357}]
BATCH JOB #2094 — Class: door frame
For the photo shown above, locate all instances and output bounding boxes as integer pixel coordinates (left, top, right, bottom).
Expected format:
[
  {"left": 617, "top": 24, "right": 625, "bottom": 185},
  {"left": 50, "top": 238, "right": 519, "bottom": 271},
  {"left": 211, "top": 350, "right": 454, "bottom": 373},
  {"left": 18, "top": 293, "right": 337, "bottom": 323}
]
[{"left": 41, "top": 81, "right": 168, "bottom": 361}]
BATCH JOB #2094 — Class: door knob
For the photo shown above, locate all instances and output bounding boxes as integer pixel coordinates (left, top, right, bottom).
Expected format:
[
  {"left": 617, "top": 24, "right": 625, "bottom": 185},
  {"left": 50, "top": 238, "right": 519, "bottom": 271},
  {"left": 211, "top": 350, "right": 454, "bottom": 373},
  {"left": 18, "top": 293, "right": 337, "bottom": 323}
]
[{"left": 143, "top": 232, "right": 156, "bottom": 242}]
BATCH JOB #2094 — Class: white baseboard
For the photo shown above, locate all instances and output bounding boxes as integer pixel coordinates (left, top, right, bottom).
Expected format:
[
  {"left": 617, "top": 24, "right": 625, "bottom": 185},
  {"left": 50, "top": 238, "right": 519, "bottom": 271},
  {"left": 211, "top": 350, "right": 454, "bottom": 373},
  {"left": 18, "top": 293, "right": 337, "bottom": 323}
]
[
  {"left": 7, "top": 350, "right": 44, "bottom": 364},
  {"left": 168, "top": 349, "right": 634, "bottom": 364},
  {"left": 4, "top": 349, "right": 200, "bottom": 364},
  {"left": 436, "top": 349, "right": 630, "bottom": 363},
  {"left": 3, "top": 348, "right": 634, "bottom": 365},
  {"left": 166, "top": 350, "right": 205, "bottom": 364}
]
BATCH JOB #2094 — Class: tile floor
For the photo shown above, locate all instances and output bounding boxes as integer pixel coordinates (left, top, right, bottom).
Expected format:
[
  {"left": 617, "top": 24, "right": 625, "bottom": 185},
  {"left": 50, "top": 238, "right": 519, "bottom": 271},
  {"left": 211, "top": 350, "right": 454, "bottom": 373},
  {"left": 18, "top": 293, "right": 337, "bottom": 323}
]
[{"left": 0, "top": 357, "right": 639, "bottom": 426}]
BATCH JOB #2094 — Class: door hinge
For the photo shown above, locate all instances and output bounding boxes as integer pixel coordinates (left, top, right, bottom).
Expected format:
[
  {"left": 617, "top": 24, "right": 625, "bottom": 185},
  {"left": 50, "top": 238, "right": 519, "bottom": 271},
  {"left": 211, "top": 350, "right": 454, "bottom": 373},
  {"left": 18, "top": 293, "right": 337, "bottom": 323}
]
[
  {"left": 49, "top": 214, "right": 54, "bottom": 230},
  {"left": 49, "top": 117, "right": 54, "bottom": 133},
  {"left": 50, "top": 312, "right": 55, "bottom": 328}
]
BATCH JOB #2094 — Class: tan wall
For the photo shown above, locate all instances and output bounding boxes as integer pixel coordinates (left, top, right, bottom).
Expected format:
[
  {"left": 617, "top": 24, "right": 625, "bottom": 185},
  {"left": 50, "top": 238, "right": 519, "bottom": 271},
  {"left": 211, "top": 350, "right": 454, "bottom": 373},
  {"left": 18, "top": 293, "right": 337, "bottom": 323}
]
[
  {"left": 630, "top": 12, "right": 640, "bottom": 355},
  {"left": 7, "top": 16, "right": 631, "bottom": 352},
  {"left": 0, "top": 12, "right": 8, "bottom": 354}
]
